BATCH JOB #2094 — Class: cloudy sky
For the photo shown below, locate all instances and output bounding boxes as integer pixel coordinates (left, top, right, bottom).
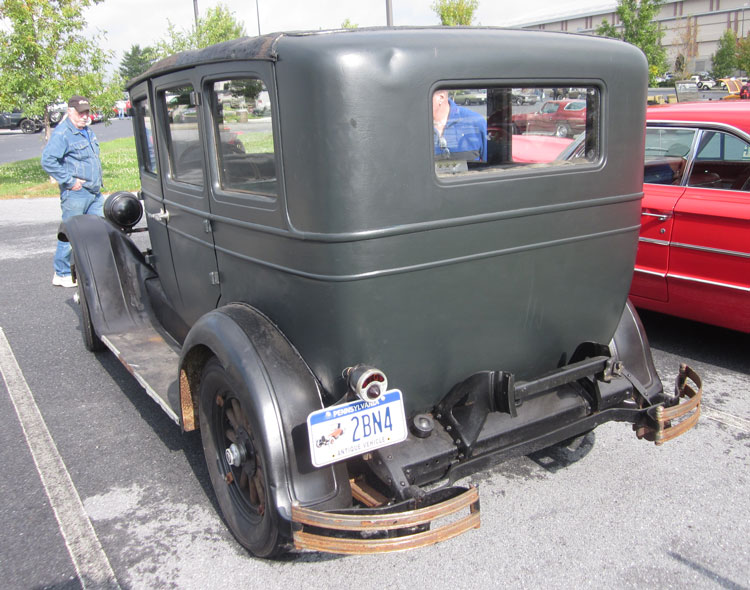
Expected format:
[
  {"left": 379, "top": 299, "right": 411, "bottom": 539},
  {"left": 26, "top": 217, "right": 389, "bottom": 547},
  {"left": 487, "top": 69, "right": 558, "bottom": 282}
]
[{"left": 84, "top": 0, "right": 617, "bottom": 68}]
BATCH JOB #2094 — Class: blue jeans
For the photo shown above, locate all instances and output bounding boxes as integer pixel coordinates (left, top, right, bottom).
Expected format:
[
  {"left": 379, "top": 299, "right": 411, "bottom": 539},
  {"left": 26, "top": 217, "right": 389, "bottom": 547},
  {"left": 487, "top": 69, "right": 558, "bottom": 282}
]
[{"left": 54, "top": 188, "right": 103, "bottom": 277}]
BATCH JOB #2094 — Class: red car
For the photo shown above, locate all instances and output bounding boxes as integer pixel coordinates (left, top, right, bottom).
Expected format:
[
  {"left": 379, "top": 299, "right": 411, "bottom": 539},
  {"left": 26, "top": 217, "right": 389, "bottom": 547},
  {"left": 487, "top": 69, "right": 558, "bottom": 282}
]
[
  {"left": 631, "top": 101, "right": 750, "bottom": 332},
  {"left": 511, "top": 99, "right": 586, "bottom": 137}
]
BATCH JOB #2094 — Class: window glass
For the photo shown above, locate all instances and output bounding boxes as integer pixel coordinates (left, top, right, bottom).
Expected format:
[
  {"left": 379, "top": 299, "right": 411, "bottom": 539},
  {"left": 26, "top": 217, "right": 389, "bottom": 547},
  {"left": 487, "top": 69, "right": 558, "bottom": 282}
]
[
  {"left": 689, "top": 130, "right": 750, "bottom": 190},
  {"left": 643, "top": 127, "right": 697, "bottom": 185},
  {"left": 433, "top": 86, "right": 600, "bottom": 179},
  {"left": 209, "top": 78, "right": 277, "bottom": 196},
  {"left": 135, "top": 99, "right": 157, "bottom": 174},
  {"left": 161, "top": 85, "right": 204, "bottom": 185}
]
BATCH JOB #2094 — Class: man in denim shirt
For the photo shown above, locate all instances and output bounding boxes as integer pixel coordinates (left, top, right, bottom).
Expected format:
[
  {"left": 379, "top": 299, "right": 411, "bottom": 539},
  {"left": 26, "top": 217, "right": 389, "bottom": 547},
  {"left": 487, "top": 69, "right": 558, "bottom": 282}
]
[
  {"left": 42, "top": 95, "right": 104, "bottom": 287},
  {"left": 432, "top": 89, "right": 487, "bottom": 162}
]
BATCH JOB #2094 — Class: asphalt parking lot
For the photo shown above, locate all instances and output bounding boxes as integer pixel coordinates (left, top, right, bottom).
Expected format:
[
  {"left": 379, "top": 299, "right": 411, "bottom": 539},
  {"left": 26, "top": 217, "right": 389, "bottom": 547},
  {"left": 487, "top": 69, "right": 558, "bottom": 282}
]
[
  {"left": 0, "top": 198, "right": 748, "bottom": 590},
  {"left": 0, "top": 118, "right": 134, "bottom": 165}
]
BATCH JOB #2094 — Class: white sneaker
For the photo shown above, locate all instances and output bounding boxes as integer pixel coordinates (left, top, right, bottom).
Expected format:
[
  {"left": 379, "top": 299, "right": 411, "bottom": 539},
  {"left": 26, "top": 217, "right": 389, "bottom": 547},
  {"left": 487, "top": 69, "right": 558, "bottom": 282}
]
[{"left": 52, "top": 274, "right": 77, "bottom": 288}]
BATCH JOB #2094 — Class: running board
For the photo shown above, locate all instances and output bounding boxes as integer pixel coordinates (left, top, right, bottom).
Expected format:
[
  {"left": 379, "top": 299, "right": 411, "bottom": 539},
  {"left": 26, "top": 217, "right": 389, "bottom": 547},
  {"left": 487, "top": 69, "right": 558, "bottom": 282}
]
[{"left": 100, "top": 327, "right": 182, "bottom": 425}]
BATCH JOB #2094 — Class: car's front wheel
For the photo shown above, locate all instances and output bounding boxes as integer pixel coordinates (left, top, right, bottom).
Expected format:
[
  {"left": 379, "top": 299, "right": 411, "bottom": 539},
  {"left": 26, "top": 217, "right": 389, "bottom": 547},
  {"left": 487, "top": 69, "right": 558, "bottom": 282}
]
[
  {"left": 75, "top": 269, "right": 105, "bottom": 352},
  {"left": 198, "top": 357, "right": 285, "bottom": 557}
]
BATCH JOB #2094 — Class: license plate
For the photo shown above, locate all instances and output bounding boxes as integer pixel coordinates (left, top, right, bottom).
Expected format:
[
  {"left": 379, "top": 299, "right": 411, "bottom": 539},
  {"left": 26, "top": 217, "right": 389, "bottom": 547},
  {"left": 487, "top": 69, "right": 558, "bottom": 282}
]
[{"left": 307, "top": 390, "right": 408, "bottom": 468}]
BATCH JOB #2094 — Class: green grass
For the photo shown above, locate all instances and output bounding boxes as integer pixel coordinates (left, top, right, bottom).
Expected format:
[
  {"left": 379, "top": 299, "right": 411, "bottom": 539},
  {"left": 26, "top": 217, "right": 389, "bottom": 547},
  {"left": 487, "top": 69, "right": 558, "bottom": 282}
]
[
  {"left": 0, "top": 136, "right": 139, "bottom": 199},
  {"left": 237, "top": 131, "right": 274, "bottom": 153}
]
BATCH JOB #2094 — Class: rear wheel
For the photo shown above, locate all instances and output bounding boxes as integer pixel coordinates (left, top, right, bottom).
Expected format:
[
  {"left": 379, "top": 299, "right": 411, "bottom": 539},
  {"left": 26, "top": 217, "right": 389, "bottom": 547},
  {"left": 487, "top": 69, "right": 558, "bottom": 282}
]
[
  {"left": 20, "top": 119, "right": 37, "bottom": 134},
  {"left": 555, "top": 121, "right": 571, "bottom": 138},
  {"left": 198, "top": 357, "right": 284, "bottom": 557}
]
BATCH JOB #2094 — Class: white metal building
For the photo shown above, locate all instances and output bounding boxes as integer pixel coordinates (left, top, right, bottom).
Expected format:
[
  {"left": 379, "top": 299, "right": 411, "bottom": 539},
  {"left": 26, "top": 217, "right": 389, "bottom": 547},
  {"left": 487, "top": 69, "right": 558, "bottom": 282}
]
[{"left": 520, "top": 0, "right": 750, "bottom": 73}]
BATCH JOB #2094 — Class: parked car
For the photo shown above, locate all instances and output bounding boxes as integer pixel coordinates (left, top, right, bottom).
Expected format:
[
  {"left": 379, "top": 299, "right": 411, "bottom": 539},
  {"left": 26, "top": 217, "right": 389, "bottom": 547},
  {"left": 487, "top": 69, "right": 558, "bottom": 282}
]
[
  {"left": 511, "top": 99, "right": 586, "bottom": 137},
  {"left": 511, "top": 91, "right": 539, "bottom": 105},
  {"left": 0, "top": 109, "right": 41, "bottom": 133},
  {"left": 61, "top": 28, "right": 701, "bottom": 559},
  {"left": 631, "top": 101, "right": 750, "bottom": 332},
  {"left": 452, "top": 88, "right": 487, "bottom": 105},
  {"left": 690, "top": 74, "right": 715, "bottom": 90},
  {"left": 48, "top": 102, "right": 68, "bottom": 125}
]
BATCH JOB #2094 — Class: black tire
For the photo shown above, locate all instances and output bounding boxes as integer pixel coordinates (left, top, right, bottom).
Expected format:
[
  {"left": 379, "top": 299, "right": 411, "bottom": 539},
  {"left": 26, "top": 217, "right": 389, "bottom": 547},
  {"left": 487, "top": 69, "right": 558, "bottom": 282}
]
[
  {"left": 77, "top": 277, "right": 105, "bottom": 352},
  {"left": 198, "top": 357, "right": 284, "bottom": 557},
  {"left": 20, "top": 119, "right": 37, "bottom": 134},
  {"left": 555, "top": 122, "right": 571, "bottom": 138}
]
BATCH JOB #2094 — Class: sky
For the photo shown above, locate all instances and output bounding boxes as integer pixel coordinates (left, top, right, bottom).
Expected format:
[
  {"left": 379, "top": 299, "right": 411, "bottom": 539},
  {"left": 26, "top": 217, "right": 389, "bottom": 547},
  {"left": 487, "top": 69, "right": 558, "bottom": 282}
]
[{"left": 84, "top": 0, "right": 618, "bottom": 70}]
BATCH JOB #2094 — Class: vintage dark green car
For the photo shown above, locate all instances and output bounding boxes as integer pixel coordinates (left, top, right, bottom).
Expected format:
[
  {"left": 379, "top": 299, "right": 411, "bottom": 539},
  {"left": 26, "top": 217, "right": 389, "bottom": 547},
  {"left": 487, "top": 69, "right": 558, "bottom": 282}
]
[{"left": 62, "top": 27, "right": 701, "bottom": 557}]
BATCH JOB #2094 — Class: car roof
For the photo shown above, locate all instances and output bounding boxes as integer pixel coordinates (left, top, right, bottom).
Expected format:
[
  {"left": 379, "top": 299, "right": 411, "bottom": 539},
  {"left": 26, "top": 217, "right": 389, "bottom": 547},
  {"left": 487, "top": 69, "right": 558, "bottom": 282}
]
[{"left": 646, "top": 101, "right": 750, "bottom": 134}]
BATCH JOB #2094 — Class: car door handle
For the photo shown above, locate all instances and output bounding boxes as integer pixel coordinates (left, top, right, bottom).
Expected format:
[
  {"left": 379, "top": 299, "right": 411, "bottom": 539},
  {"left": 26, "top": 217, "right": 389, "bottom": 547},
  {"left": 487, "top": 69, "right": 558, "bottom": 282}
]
[
  {"left": 148, "top": 209, "right": 170, "bottom": 222},
  {"left": 641, "top": 212, "right": 671, "bottom": 222}
]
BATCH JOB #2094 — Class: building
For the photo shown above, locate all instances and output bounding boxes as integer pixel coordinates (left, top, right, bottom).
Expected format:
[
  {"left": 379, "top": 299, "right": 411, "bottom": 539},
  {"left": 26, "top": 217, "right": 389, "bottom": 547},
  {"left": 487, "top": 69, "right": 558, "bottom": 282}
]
[{"left": 520, "top": 0, "right": 750, "bottom": 74}]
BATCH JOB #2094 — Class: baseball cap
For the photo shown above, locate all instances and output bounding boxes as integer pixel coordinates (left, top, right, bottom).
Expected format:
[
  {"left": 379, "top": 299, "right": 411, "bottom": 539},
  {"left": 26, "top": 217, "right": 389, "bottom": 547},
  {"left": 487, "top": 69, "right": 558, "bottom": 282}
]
[{"left": 68, "top": 95, "right": 91, "bottom": 112}]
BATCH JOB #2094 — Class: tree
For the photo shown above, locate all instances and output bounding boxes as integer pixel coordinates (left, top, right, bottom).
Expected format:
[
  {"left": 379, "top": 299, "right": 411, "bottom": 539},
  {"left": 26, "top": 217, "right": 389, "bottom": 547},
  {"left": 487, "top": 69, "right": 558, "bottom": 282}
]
[
  {"left": 431, "top": 0, "right": 479, "bottom": 26},
  {"left": 674, "top": 16, "right": 698, "bottom": 78},
  {"left": 154, "top": 3, "right": 246, "bottom": 58},
  {"left": 596, "top": 0, "right": 667, "bottom": 86},
  {"left": 0, "top": 0, "right": 120, "bottom": 136},
  {"left": 119, "top": 44, "right": 157, "bottom": 82},
  {"left": 737, "top": 35, "right": 750, "bottom": 76},
  {"left": 711, "top": 30, "right": 738, "bottom": 79},
  {"left": 341, "top": 18, "right": 358, "bottom": 29}
]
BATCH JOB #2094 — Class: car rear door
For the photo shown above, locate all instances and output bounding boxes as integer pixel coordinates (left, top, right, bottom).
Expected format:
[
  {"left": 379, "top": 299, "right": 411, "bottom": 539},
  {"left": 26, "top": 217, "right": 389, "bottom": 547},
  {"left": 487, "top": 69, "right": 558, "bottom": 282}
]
[
  {"left": 151, "top": 72, "right": 221, "bottom": 327},
  {"left": 668, "top": 127, "right": 750, "bottom": 330}
]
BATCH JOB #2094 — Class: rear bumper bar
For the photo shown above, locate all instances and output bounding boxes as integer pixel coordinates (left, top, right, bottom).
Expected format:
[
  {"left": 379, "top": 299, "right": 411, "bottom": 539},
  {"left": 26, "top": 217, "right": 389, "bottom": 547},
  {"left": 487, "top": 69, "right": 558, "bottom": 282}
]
[
  {"left": 292, "top": 485, "right": 479, "bottom": 554},
  {"left": 637, "top": 364, "right": 702, "bottom": 444}
]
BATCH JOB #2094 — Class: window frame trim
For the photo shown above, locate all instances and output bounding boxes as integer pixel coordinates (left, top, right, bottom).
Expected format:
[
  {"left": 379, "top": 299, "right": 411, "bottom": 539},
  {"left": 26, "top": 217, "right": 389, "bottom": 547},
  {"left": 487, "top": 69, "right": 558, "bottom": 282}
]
[{"left": 431, "top": 80, "right": 606, "bottom": 185}]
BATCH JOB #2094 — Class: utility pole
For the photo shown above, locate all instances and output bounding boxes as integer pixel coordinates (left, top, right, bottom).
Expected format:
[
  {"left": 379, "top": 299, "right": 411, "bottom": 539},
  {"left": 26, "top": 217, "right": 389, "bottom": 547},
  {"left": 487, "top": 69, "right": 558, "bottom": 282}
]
[
  {"left": 386, "top": 0, "right": 393, "bottom": 26},
  {"left": 256, "top": 0, "right": 262, "bottom": 35},
  {"left": 193, "top": 0, "right": 199, "bottom": 27}
]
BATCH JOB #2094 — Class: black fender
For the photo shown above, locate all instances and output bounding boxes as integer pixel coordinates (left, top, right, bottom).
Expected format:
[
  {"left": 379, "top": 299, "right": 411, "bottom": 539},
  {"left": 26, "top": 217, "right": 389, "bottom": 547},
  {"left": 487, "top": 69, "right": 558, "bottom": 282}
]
[
  {"left": 60, "top": 214, "right": 156, "bottom": 337},
  {"left": 179, "top": 303, "right": 352, "bottom": 528},
  {"left": 610, "top": 299, "right": 663, "bottom": 399}
]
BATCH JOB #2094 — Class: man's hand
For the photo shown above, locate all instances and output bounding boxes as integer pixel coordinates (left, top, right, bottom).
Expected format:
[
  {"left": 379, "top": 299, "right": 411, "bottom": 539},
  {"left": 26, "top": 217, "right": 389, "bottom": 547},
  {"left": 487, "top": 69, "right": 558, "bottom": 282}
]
[{"left": 71, "top": 178, "right": 83, "bottom": 191}]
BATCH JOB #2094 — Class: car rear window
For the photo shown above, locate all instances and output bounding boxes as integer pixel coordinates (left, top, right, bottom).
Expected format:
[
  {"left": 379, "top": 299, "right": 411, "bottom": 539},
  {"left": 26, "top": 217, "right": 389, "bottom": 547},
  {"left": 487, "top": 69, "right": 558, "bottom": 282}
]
[{"left": 433, "top": 85, "right": 600, "bottom": 179}]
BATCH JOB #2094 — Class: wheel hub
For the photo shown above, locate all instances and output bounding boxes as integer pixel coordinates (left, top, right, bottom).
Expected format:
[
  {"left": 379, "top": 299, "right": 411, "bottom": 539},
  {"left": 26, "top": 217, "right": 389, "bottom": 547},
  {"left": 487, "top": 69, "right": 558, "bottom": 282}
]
[{"left": 225, "top": 442, "right": 247, "bottom": 467}]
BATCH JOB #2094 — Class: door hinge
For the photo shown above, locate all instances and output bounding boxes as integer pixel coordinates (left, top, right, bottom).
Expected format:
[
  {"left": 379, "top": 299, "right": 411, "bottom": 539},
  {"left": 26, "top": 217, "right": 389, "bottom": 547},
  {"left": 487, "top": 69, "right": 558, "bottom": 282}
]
[
  {"left": 209, "top": 271, "right": 220, "bottom": 285},
  {"left": 204, "top": 219, "right": 212, "bottom": 233}
]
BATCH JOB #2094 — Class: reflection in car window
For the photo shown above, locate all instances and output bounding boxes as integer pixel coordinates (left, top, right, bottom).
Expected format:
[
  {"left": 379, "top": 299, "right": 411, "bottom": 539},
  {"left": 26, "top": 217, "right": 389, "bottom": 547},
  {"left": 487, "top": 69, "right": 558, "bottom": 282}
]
[
  {"left": 689, "top": 130, "right": 750, "bottom": 191},
  {"left": 161, "top": 85, "right": 204, "bottom": 186},
  {"left": 135, "top": 99, "right": 157, "bottom": 174},
  {"left": 643, "top": 127, "right": 696, "bottom": 185},
  {"left": 209, "top": 78, "right": 277, "bottom": 196},
  {"left": 434, "top": 86, "right": 600, "bottom": 179}
]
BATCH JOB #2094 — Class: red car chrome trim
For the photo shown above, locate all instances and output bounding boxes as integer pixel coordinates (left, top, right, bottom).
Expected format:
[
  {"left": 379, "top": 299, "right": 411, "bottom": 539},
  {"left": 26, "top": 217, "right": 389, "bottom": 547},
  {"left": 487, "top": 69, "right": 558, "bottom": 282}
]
[
  {"left": 634, "top": 268, "right": 667, "bottom": 277},
  {"left": 638, "top": 237, "right": 670, "bottom": 246},
  {"left": 670, "top": 242, "right": 750, "bottom": 259},
  {"left": 668, "top": 274, "right": 750, "bottom": 292}
]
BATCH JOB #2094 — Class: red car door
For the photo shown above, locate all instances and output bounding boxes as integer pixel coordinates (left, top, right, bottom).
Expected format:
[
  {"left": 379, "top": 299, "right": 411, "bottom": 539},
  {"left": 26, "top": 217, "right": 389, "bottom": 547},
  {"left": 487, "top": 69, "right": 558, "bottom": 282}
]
[
  {"left": 633, "top": 185, "right": 683, "bottom": 301},
  {"left": 631, "top": 127, "right": 696, "bottom": 302},
  {"left": 667, "top": 129, "right": 750, "bottom": 331}
]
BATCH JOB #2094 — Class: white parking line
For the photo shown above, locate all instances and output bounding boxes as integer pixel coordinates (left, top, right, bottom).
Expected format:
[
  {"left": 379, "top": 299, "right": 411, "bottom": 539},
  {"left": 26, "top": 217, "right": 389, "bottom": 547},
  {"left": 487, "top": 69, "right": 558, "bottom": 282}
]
[
  {"left": 702, "top": 404, "right": 750, "bottom": 433},
  {"left": 0, "top": 328, "right": 120, "bottom": 590}
]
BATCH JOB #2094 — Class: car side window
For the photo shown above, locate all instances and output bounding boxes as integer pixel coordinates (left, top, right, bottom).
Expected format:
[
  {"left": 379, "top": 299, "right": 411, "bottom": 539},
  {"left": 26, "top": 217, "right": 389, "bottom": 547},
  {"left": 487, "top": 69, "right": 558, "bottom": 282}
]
[
  {"left": 209, "top": 78, "right": 277, "bottom": 196},
  {"left": 160, "top": 85, "right": 204, "bottom": 186},
  {"left": 689, "top": 130, "right": 750, "bottom": 190},
  {"left": 644, "top": 127, "right": 697, "bottom": 185},
  {"left": 134, "top": 99, "right": 157, "bottom": 174}
]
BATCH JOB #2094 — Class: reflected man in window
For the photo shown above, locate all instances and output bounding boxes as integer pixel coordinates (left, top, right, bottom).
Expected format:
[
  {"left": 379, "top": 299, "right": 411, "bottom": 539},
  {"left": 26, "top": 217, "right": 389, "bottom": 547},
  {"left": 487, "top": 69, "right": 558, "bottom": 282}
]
[{"left": 433, "top": 90, "right": 487, "bottom": 162}]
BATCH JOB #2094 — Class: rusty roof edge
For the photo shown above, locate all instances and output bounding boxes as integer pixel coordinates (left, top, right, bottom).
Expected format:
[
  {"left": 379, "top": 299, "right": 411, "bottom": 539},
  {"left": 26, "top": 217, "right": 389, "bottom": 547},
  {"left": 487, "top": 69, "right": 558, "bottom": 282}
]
[
  {"left": 125, "top": 26, "right": 609, "bottom": 90},
  {"left": 126, "top": 32, "right": 286, "bottom": 90}
]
